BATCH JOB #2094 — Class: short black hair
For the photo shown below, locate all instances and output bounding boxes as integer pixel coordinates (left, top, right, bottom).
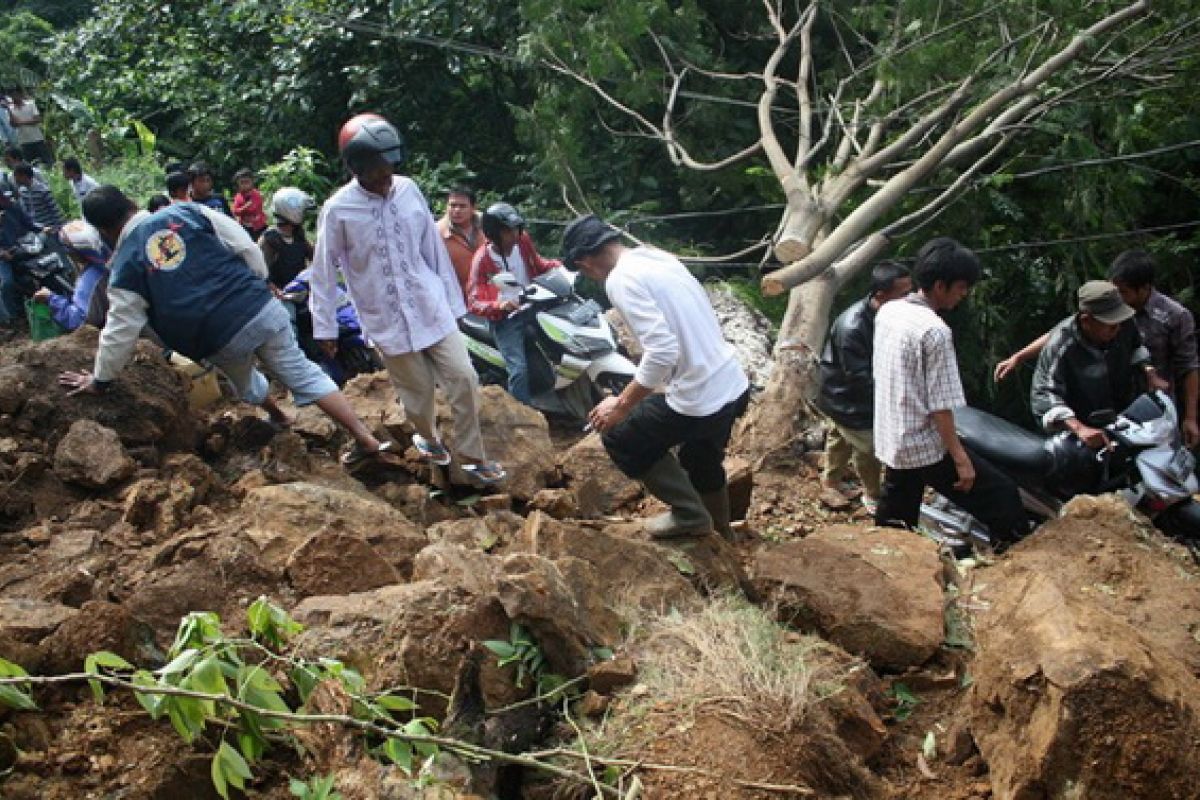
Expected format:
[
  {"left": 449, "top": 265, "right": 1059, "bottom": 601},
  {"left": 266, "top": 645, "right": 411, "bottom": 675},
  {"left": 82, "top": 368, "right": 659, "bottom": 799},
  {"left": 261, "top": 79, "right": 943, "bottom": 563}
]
[
  {"left": 12, "top": 163, "right": 33, "bottom": 179},
  {"left": 163, "top": 161, "right": 188, "bottom": 177},
  {"left": 448, "top": 186, "right": 476, "bottom": 205},
  {"left": 82, "top": 185, "right": 137, "bottom": 231},
  {"left": 1108, "top": 249, "right": 1155, "bottom": 289},
  {"left": 62, "top": 156, "right": 82, "bottom": 174},
  {"left": 146, "top": 194, "right": 171, "bottom": 212},
  {"left": 911, "top": 237, "right": 981, "bottom": 291},
  {"left": 233, "top": 167, "right": 254, "bottom": 182},
  {"left": 868, "top": 260, "right": 911, "bottom": 298},
  {"left": 189, "top": 161, "right": 212, "bottom": 178},
  {"left": 166, "top": 171, "right": 191, "bottom": 196}
]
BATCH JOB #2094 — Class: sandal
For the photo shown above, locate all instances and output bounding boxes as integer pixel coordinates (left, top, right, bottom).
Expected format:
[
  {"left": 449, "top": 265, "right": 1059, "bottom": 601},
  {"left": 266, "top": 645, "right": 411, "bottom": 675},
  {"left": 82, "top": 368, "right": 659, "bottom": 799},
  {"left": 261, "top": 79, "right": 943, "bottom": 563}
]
[
  {"left": 411, "top": 434, "right": 452, "bottom": 466},
  {"left": 461, "top": 461, "right": 506, "bottom": 484},
  {"left": 341, "top": 439, "right": 396, "bottom": 466}
]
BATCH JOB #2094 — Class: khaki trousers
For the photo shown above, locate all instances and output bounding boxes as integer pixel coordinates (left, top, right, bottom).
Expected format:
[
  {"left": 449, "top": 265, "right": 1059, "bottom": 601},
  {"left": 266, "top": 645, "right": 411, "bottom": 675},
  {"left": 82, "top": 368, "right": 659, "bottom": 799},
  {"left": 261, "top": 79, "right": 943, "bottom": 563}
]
[
  {"left": 381, "top": 330, "right": 487, "bottom": 461},
  {"left": 823, "top": 421, "right": 882, "bottom": 499}
]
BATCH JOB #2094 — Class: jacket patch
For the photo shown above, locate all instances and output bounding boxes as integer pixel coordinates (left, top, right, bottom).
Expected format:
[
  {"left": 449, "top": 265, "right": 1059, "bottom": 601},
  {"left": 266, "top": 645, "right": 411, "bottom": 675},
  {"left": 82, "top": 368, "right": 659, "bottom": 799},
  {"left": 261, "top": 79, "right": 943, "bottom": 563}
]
[{"left": 145, "top": 229, "right": 186, "bottom": 271}]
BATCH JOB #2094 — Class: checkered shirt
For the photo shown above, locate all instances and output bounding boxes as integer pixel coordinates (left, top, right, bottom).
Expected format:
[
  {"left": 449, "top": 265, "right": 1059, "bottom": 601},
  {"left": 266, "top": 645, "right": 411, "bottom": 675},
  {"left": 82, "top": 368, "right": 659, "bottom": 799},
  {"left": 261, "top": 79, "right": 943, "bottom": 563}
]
[{"left": 872, "top": 294, "right": 966, "bottom": 469}]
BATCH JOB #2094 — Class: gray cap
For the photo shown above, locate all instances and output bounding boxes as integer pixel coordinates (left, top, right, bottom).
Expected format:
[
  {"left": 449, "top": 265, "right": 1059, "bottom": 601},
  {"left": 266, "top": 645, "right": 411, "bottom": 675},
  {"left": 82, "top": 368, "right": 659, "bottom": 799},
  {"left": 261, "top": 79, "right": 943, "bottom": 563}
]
[{"left": 1077, "top": 280, "right": 1134, "bottom": 325}]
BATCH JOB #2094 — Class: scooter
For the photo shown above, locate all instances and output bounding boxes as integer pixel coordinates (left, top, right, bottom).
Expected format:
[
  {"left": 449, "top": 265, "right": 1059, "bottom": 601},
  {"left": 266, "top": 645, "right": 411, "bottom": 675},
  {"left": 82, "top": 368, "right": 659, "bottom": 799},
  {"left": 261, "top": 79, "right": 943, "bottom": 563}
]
[
  {"left": 279, "top": 270, "right": 382, "bottom": 386},
  {"left": 459, "top": 267, "right": 637, "bottom": 421},
  {"left": 8, "top": 230, "right": 75, "bottom": 297},
  {"left": 919, "top": 391, "right": 1200, "bottom": 553}
]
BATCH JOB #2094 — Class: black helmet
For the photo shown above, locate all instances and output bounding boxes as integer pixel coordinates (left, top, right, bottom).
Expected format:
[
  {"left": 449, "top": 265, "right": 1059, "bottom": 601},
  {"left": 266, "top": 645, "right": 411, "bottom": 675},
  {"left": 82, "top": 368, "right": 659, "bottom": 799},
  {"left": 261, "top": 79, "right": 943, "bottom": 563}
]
[
  {"left": 562, "top": 214, "right": 621, "bottom": 269},
  {"left": 481, "top": 202, "right": 525, "bottom": 243},
  {"left": 338, "top": 113, "right": 407, "bottom": 175}
]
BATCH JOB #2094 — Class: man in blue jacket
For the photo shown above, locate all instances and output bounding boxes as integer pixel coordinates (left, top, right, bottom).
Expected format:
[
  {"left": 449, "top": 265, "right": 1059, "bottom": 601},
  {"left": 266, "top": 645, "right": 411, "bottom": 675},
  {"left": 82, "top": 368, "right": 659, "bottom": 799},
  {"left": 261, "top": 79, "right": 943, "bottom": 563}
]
[{"left": 58, "top": 185, "right": 392, "bottom": 466}]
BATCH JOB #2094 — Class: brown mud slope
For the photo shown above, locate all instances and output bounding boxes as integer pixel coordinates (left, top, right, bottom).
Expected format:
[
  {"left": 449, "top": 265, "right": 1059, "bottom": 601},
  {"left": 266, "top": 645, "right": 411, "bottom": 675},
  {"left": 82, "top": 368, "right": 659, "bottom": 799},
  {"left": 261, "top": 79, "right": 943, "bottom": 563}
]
[{"left": 968, "top": 494, "right": 1200, "bottom": 800}]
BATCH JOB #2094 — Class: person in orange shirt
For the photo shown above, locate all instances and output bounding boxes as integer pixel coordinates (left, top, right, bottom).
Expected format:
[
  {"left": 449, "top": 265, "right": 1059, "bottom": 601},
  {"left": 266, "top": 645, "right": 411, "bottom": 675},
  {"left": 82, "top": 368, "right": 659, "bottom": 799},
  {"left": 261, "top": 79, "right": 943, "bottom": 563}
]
[{"left": 436, "top": 186, "right": 483, "bottom": 297}]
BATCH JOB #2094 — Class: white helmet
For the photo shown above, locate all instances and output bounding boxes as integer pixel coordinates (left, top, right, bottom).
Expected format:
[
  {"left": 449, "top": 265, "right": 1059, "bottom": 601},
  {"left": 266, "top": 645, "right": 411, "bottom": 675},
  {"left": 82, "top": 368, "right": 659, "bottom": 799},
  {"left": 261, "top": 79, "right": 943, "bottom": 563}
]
[
  {"left": 270, "top": 187, "right": 315, "bottom": 225},
  {"left": 58, "top": 220, "right": 109, "bottom": 266}
]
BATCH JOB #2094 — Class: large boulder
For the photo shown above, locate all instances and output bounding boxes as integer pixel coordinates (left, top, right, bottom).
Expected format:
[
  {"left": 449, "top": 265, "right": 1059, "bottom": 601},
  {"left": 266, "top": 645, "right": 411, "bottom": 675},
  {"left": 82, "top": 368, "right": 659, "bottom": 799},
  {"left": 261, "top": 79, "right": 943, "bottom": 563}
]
[
  {"left": 52, "top": 420, "right": 135, "bottom": 489},
  {"left": 0, "top": 598, "right": 78, "bottom": 643},
  {"left": 967, "top": 496, "right": 1200, "bottom": 800},
  {"left": 286, "top": 530, "right": 401, "bottom": 597},
  {"left": 451, "top": 386, "right": 556, "bottom": 500},
  {"left": 240, "top": 482, "right": 427, "bottom": 579},
  {"left": 340, "top": 372, "right": 409, "bottom": 441},
  {"left": 0, "top": 328, "right": 194, "bottom": 449},
  {"left": 291, "top": 581, "right": 516, "bottom": 717},
  {"left": 752, "top": 525, "right": 944, "bottom": 670},
  {"left": 506, "top": 512, "right": 697, "bottom": 613},
  {"left": 559, "top": 433, "right": 642, "bottom": 513},
  {"left": 38, "top": 601, "right": 160, "bottom": 674}
]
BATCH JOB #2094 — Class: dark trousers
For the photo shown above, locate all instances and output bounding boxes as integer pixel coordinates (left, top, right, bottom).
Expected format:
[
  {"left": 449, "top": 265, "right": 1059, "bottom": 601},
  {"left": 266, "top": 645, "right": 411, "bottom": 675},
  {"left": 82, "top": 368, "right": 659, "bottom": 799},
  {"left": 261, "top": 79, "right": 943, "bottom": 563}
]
[
  {"left": 875, "top": 448, "right": 1029, "bottom": 542},
  {"left": 602, "top": 390, "right": 750, "bottom": 492}
]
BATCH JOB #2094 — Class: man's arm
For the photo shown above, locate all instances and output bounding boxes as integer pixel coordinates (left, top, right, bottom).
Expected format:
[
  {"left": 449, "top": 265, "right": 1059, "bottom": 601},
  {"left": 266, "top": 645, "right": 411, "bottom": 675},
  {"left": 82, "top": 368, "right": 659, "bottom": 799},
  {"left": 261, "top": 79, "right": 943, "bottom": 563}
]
[
  {"left": 92, "top": 287, "right": 150, "bottom": 383},
  {"left": 612, "top": 276, "right": 678, "bottom": 393},
  {"left": 308, "top": 203, "right": 343, "bottom": 344},
  {"left": 995, "top": 332, "right": 1050, "bottom": 382},
  {"left": 930, "top": 409, "right": 974, "bottom": 491},
  {"left": 200, "top": 205, "right": 267, "bottom": 279},
  {"left": 1168, "top": 305, "right": 1199, "bottom": 446},
  {"left": 1030, "top": 336, "right": 1109, "bottom": 448},
  {"left": 420, "top": 208, "right": 466, "bottom": 318}
]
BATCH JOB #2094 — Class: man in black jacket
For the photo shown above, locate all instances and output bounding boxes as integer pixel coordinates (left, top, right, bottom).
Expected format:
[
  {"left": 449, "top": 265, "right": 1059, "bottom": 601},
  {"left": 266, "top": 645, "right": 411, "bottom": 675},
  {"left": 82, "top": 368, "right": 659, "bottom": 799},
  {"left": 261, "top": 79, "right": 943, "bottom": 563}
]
[{"left": 817, "top": 261, "right": 912, "bottom": 510}]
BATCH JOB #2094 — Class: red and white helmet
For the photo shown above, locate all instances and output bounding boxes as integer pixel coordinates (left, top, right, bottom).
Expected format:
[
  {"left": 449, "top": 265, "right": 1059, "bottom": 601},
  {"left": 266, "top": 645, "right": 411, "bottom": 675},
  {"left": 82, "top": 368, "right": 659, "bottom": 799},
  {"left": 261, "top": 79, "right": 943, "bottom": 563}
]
[
  {"left": 58, "top": 220, "right": 109, "bottom": 266},
  {"left": 337, "top": 113, "right": 407, "bottom": 174}
]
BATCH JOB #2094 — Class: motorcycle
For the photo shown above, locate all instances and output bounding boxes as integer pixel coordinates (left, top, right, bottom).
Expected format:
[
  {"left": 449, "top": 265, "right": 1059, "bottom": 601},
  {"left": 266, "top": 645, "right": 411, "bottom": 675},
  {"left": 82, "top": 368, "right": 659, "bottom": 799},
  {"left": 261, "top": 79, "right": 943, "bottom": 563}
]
[
  {"left": 459, "top": 267, "right": 637, "bottom": 421},
  {"left": 279, "top": 269, "right": 383, "bottom": 386},
  {"left": 919, "top": 391, "right": 1200, "bottom": 553},
  {"left": 8, "top": 230, "right": 75, "bottom": 297}
]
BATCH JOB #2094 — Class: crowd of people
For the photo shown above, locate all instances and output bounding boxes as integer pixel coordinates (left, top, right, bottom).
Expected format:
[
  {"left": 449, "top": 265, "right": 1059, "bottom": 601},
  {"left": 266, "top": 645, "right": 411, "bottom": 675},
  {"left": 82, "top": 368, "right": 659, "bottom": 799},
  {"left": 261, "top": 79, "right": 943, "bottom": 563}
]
[
  {"left": 0, "top": 98, "right": 1194, "bottom": 545},
  {"left": 817, "top": 239, "right": 1198, "bottom": 546}
]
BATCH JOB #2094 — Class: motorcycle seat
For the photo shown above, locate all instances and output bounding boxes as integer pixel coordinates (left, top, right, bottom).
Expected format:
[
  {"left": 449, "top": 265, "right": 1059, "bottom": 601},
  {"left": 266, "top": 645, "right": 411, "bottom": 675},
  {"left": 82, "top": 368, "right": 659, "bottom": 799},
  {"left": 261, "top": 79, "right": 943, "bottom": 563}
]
[
  {"left": 954, "top": 406, "right": 1053, "bottom": 476},
  {"left": 459, "top": 314, "right": 496, "bottom": 347}
]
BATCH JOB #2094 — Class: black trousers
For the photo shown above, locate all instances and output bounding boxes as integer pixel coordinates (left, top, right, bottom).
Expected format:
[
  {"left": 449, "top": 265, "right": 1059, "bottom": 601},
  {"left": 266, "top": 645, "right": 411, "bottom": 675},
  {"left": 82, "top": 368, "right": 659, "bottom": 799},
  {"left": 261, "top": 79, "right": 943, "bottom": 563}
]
[
  {"left": 602, "top": 389, "right": 750, "bottom": 492},
  {"left": 874, "top": 448, "right": 1029, "bottom": 542}
]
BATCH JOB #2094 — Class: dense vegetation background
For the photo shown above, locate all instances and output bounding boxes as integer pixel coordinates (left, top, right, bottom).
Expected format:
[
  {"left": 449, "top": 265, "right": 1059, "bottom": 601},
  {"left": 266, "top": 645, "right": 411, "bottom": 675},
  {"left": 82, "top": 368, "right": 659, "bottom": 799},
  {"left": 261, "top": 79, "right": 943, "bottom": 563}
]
[{"left": 4, "top": 0, "right": 1197, "bottom": 423}]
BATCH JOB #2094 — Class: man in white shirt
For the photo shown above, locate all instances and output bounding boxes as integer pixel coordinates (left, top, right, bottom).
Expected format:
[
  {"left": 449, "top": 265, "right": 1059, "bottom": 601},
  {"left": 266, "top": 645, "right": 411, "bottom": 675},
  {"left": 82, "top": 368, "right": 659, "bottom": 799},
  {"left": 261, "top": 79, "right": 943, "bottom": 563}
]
[
  {"left": 563, "top": 215, "right": 750, "bottom": 539},
  {"left": 872, "top": 237, "right": 1027, "bottom": 545},
  {"left": 311, "top": 114, "right": 504, "bottom": 483},
  {"left": 7, "top": 89, "right": 51, "bottom": 166},
  {"left": 62, "top": 158, "right": 99, "bottom": 209}
]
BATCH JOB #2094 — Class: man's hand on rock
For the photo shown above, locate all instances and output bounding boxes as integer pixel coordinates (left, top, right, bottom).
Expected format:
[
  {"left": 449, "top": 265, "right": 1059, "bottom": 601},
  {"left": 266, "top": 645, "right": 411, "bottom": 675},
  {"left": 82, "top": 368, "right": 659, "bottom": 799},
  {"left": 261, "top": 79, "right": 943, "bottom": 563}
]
[{"left": 59, "top": 370, "right": 100, "bottom": 396}]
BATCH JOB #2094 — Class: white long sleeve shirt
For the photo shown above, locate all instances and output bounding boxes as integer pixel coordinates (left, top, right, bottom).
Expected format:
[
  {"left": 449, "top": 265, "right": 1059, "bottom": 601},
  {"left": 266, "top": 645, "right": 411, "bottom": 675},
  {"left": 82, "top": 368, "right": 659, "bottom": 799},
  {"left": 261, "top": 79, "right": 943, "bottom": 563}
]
[
  {"left": 606, "top": 246, "right": 748, "bottom": 416},
  {"left": 310, "top": 176, "right": 464, "bottom": 356},
  {"left": 95, "top": 205, "right": 267, "bottom": 381}
]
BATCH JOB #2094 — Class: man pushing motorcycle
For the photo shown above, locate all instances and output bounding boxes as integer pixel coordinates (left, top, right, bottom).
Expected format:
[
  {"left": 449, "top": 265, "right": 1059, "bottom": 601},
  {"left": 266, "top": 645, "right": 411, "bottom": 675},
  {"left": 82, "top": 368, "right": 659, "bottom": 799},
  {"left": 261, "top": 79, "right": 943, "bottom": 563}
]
[{"left": 1031, "top": 280, "right": 1167, "bottom": 448}]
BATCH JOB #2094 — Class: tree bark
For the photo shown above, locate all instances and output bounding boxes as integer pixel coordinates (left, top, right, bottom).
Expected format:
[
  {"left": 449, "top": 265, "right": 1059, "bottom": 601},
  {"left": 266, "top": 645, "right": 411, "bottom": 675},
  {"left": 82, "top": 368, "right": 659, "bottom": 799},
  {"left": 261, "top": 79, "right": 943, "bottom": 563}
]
[{"left": 734, "top": 268, "right": 837, "bottom": 456}]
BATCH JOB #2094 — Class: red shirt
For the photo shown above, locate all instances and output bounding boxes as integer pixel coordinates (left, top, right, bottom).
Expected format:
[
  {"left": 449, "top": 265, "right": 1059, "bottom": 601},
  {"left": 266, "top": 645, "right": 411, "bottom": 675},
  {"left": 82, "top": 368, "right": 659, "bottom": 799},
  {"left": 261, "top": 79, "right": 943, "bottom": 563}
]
[
  {"left": 467, "top": 232, "right": 560, "bottom": 320},
  {"left": 232, "top": 189, "right": 267, "bottom": 232}
]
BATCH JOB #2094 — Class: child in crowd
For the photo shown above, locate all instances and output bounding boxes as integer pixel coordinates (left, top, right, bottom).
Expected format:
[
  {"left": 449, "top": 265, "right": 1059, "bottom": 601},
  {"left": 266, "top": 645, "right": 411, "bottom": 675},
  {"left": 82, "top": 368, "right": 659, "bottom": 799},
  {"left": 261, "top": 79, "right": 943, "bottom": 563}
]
[
  {"left": 165, "top": 171, "right": 190, "bottom": 203},
  {"left": 259, "top": 187, "right": 315, "bottom": 294},
  {"left": 62, "top": 158, "right": 99, "bottom": 210},
  {"left": 187, "top": 161, "right": 232, "bottom": 216},
  {"left": 231, "top": 167, "right": 267, "bottom": 238},
  {"left": 146, "top": 194, "right": 171, "bottom": 212}
]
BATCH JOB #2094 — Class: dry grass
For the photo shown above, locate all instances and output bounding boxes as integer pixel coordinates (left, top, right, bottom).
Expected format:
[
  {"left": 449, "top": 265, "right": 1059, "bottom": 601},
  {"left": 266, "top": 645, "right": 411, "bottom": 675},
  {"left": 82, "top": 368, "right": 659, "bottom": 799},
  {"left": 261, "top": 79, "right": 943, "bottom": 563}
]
[{"left": 626, "top": 593, "right": 847, "bottom": 734}]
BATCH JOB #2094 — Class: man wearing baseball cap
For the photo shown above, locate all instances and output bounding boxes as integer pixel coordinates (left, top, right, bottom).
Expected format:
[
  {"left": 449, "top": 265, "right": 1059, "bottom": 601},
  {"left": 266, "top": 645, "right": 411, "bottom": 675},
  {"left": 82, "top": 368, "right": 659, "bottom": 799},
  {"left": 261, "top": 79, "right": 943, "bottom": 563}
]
[{"left": 1031, "top": 280, "right": 1163, "bottom": 448}]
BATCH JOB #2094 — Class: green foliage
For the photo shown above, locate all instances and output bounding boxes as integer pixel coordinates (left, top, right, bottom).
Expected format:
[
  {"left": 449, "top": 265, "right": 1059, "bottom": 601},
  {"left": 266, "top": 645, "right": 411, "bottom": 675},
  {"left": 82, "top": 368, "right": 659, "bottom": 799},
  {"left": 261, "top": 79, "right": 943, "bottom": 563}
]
[
  {"left": 717, "top": 277, "right": 786, "bottom": 328},
  {"left": 0, "top": 657, "right": 37, "bottom": 712},
  {"left": 72, "top": 597, "right": 440, "bottom": 797},
  {"left": 483, "top": 622, "right": 572, "bottom": 698},
  {"left": 889, "top": 683, "right": 920, "bottom": 723},
  {"left": 256, "top": 147, "right": 337, "bottom": 207},
  {"left": 290, "top": 774, "right": 343, "bottom": 800},
  {"left": 0, "top": 12, "right": 54, "bottom": 87}
]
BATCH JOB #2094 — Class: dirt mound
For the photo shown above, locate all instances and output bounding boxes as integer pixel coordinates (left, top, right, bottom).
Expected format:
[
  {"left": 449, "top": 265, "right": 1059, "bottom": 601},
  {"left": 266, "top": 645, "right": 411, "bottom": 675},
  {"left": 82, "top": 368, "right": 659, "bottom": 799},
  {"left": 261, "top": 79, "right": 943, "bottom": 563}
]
[{"left": 966, "top": 495, "right": 1200, "bottom": 800}]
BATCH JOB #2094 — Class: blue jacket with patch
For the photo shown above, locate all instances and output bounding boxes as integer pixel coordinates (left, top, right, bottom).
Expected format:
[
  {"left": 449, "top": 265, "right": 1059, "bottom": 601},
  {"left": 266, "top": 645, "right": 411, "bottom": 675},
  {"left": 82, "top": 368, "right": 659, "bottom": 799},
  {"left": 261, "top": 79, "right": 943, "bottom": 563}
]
[{"left": 109, "top": 203, "right": 270, "bottom": 360}]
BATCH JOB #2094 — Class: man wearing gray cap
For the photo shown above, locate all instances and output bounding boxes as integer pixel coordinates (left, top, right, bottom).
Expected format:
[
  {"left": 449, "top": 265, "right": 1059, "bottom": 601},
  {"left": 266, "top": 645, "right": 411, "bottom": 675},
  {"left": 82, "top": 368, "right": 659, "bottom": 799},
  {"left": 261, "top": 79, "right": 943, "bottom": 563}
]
[{"left": 1031, "top": 280, "right": 1164, "bottom": 448}]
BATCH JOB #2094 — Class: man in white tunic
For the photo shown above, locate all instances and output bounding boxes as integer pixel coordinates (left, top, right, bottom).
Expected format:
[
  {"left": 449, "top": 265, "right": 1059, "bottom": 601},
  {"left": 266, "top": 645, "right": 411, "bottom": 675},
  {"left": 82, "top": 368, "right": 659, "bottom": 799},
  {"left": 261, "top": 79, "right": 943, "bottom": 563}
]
[{"left": 310, "top": 114, "right": 503, "bottom": 482}]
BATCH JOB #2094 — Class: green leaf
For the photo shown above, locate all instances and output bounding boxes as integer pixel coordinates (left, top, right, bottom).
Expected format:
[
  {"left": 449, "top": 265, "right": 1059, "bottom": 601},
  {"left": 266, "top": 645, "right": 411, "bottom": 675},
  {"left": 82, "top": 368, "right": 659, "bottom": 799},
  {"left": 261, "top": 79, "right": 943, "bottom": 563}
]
[
  {"left": 84, "top": 652, "right": 132, "bottom": 703},
  {"left": 0, "top": 684, "right": 37, "bottom": 711},
  {"left": 187, "top": 655, "right": 228, "bottom": 697},
  {"left": 211, "top": 749, "right": 229, "bottom": 799},
  {"left": 158, "top": 648, "right": 200, "bottom": 678},
  {"left": 376, "top": 694, "right": 418, "bottom": 712},
  {"left": 132, "top": 670, "right": 165, "bottom": 718},
  {"left": 384, "top": 737, "right": 414, "bottom": 773},
  {"left": 482, "top": 640, "right": 517, "bottom": 660},
  {"left": 218, "top": 740, "right": 253, "bottom": 788}
]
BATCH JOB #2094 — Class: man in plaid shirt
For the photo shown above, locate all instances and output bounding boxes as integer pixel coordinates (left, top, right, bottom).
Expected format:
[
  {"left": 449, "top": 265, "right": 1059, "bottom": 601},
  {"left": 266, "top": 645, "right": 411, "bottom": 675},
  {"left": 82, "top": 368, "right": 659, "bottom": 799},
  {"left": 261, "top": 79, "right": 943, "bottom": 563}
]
[{"left": 872, "top": 237, "right": 1027, "bottom": 544}]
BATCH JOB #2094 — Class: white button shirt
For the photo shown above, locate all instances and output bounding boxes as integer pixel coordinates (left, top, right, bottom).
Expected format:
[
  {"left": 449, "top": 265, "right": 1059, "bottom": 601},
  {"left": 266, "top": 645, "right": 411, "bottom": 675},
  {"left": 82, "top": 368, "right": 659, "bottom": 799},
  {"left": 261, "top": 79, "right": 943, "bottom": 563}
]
[{"left": 311, "top": 176, "right": 465, "bottom": 356}]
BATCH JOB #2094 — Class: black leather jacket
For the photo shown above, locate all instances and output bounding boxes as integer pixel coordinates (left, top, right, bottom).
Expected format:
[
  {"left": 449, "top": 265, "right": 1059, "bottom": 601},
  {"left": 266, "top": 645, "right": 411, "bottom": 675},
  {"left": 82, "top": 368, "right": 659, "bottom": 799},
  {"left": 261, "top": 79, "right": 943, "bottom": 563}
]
[{"left": 817, "top": 297, "right": 876, "bottom": 430}]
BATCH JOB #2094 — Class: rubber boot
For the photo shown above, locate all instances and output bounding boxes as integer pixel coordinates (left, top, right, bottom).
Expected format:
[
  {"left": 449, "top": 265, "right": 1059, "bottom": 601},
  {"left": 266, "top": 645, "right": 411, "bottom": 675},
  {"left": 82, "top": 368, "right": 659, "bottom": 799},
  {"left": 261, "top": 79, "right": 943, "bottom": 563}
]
[
  {"left": 640, "top": 455, "right": 713, "bottom": 538},
  {"left": 700, "top": 486, "right": 735, "bottom": 541}
]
